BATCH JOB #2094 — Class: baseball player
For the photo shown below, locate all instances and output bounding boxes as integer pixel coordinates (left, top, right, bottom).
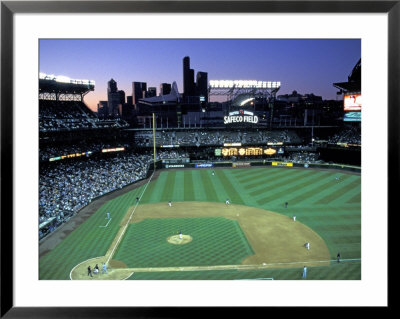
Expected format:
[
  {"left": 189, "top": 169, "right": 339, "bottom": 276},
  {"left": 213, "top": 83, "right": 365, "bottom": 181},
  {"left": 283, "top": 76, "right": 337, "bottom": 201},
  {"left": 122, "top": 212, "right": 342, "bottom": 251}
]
[
  {"left": 225, "top": 198, "right": 230, "bottom": 205},
  {"left": 106, "top": 212, "right": 110, "bottom": 220},
  {"left": 102, "top": 263, "right": 108, "bottom": 274},
  {"left": 88, "top": 265, "right": 93, "bottom": 277},
  {"left": 302, "top": 266, "right": 307, "bottom": 279},
  {"left": 168, "top": 201, "right": 172, "bottom": 207},
  {"left": 93, "top": 264, "right": 99, "bottom": 275},
  {"left": 179, "top": 230, "right": 182, "bottom": 240},
  {"left": 293, "top": 214, "right": 296, "bottom": 222},
  {"left": 305, "top": 242, "right": 310, "bottom": 250}
]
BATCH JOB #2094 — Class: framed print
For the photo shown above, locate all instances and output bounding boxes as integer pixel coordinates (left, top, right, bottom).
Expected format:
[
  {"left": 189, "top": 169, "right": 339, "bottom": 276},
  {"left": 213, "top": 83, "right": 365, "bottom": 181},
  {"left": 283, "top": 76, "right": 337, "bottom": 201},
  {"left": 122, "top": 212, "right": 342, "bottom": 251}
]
[{"left": 1, "top": 0, "right": 397, "bottom": 317}]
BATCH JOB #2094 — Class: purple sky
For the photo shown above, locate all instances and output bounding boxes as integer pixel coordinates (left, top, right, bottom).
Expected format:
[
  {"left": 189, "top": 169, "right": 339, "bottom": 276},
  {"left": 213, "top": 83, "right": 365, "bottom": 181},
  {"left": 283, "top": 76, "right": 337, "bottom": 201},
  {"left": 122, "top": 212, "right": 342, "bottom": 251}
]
[{"left": 39, "top": 39, "right": 361, "bottom": 111}]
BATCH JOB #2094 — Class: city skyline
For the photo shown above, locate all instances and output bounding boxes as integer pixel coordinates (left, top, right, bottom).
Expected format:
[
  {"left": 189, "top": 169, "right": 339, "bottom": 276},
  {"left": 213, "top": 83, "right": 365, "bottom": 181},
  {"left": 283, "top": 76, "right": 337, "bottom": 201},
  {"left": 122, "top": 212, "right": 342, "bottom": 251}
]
[{"left": 39, "top": 39, "right": 361, "bottom": 112}]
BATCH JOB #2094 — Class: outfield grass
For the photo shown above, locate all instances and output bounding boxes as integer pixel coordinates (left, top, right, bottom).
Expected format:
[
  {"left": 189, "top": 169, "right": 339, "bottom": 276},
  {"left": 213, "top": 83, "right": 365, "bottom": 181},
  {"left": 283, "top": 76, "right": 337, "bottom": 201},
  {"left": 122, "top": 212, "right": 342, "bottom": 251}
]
[{"left": 39, "top": 167, "right": 361, "bottom": 280}]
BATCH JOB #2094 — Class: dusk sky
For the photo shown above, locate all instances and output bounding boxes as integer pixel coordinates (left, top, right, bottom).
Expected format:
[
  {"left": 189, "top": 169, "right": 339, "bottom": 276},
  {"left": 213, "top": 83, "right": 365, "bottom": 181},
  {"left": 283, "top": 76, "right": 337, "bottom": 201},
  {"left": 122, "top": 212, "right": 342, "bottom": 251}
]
[{"left": 39, "top": 39, "right": 361, "bottom": 112}]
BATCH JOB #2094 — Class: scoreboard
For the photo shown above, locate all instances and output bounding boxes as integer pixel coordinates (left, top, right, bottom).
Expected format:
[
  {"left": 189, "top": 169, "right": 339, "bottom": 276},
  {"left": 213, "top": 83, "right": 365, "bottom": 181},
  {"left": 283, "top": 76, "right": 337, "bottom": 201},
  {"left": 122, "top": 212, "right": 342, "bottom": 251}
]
[
  {"left": 343, "top": 93, "right": 361, "bottom": 122},
  {"left": 215, "top": 146, "right": 284, "bottom": 157}
]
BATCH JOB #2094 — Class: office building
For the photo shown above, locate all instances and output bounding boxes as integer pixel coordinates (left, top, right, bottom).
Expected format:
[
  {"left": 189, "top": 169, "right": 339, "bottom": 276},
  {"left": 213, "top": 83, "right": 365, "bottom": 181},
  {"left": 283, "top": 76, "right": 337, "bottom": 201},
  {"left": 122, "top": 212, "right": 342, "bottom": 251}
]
[
  {"left": 132, "top": 82, "right": 147, "bottom": 105},
  {"left": 147, "top": 87, "right": 157, "bottom": 98},
  {"left": 107, "top": 79, "right": 122, "bottom": 117},
  {"left": 160, "top": 83, "right": 171, "bottom": 96},
  {"left": 97, "top": 101, "right": 108, "bottom": 119},
  {"left": 183, "top": 56, "right": 195, "bottom": 97},
  {"left": 127, "top": 96, "right": 133, "bottom": 105},
  {"left": 196, "top": 71, "right": 208, "bottom": 102},
  {"left": 118, "top": 90, "right": 126, "bottom": 105}
]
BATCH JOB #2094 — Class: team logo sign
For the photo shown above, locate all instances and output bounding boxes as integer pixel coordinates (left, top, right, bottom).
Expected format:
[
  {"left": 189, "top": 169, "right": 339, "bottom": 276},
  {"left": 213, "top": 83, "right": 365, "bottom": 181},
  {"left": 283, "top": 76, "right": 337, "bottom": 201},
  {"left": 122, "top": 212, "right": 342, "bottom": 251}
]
[
  {"left": 224, "top": 110, "right": 259, "bottom": 124},
  {"left": 264, "top": 148, "right": 277, "bottom": 155}
]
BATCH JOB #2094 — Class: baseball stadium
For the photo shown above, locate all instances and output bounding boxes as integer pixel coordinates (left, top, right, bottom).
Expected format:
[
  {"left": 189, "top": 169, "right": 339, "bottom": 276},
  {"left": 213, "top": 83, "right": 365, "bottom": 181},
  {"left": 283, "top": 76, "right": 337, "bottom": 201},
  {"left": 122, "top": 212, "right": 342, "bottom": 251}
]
[{"left": 39, "top": 56, "right": 361, "bottom": 281}]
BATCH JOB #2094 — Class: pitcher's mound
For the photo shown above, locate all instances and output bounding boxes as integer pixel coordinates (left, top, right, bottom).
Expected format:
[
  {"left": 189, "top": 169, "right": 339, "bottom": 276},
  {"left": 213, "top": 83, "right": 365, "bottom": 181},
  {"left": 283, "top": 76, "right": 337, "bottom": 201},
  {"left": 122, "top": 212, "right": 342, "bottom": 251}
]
[{"left": 167, "top": 234, "right": 193, "bottom": 245}]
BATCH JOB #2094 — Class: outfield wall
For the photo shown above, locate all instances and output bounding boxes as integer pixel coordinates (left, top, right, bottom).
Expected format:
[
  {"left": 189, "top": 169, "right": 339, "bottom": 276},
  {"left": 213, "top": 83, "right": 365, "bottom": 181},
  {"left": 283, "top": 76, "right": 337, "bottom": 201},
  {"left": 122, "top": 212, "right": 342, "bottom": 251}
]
[{"left": 159, "top": 160, "right": 361, "bottom": 173}]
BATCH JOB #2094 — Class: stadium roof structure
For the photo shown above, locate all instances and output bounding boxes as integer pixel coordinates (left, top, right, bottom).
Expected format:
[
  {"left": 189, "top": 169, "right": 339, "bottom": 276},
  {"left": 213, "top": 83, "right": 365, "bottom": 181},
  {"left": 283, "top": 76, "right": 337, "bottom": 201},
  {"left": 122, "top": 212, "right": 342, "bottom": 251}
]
[
  {"left": 39, "top": 73, "right": 95, "bottom": 95},
  {"left": 209, "top": 80, "right": 281, "bottom": 104},
  {"left": 333, "top": 59, "right": 361, "bottom": 93},
  {"left": 139, "top": 81, "right": 181, "bottom": 106},
  {"left": 333, "top": 81, "right": 361, "bottom": 93},
  {"left": 231, "top": 93, "right": 257, "bottom": 107}
]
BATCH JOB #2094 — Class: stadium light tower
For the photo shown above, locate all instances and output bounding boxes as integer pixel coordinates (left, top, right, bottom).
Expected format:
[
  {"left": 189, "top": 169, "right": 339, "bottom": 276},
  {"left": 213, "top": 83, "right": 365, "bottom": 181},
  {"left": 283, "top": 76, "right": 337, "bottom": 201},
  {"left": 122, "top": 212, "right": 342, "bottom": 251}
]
[{"left": 39, "top": 73, "right": 95, "bottom": 102}]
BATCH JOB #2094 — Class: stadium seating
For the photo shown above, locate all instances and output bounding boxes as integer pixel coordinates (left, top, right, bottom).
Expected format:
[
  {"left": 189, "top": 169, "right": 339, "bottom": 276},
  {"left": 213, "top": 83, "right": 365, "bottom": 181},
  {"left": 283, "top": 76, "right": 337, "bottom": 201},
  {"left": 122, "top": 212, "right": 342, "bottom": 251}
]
[
  {"left": 39, "top": 100, "right": 128, "bottom": 132},
  {"left": 39, "top": 151, "right": 152, "bottom": 239},
  {"left": 134, "top": 129, "right": 302, "bottom": 147}
]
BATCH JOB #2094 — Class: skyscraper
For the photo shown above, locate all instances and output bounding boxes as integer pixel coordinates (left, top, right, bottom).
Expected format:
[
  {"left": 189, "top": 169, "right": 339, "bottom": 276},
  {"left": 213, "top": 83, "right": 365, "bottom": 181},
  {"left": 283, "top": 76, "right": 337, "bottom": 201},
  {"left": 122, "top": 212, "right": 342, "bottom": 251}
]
[
  {"left": 107, "top": 79, "right": 122, "bottom": 117},
  {"left": 107, "top": 78, "right": 117, "bottom": 93},
  {"left": 147, "top": 87, "right": 157, "bottom": 98},
  {"left": 126, "top": 96, "right": 133, "bottom": 105},
  {"left": 132, "top": 82, "right": 147, "bottom": 105},
  {"left": 196, "top": 71, "right": 208, "bottom": 102},
  {"left": 97, "top": 101, "right": 108, "bottom": 119},
  {"left": 183, "top": 56, "right": 195, "bottom": 97},
  {"left": 189, "top": 69, "right": 195, "bottom": 96},
  {"left": 118, "top": 90, "right": 126, "bottom": 105},
  {"left": 160, "top": 83, "right": 171, "bottom": 96}
]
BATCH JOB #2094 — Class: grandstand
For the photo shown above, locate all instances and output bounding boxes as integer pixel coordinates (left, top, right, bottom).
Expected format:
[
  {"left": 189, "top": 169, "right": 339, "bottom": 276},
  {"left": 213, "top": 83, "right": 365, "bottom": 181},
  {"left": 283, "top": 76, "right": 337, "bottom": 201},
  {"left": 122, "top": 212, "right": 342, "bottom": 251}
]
[
  {"left": 39, "top": 74, "right": 134, "bottom": 238},
  {"left": 38, "top": 62, "right": 361, "bottom": 281},
  {"left": 132, "top": 128, "right": 301, "bottom": 147},
  {"left": 39, "top": 73, "right": 128, "bottom": 134}
]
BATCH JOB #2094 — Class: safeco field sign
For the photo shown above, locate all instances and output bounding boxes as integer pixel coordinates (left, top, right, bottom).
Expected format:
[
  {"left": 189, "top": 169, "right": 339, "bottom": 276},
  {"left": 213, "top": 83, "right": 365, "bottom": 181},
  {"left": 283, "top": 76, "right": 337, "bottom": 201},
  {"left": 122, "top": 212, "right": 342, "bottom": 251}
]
[{"left": 224, "top": 110, "right": 258, "bottom": 124}]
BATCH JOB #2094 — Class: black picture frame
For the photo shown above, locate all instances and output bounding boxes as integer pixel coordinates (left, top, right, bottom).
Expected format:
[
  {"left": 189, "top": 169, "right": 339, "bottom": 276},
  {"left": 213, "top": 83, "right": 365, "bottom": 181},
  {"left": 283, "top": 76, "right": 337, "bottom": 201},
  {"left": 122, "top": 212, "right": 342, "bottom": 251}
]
[{"left": 1, "top": 0, "right": 396, "bottom": 317}]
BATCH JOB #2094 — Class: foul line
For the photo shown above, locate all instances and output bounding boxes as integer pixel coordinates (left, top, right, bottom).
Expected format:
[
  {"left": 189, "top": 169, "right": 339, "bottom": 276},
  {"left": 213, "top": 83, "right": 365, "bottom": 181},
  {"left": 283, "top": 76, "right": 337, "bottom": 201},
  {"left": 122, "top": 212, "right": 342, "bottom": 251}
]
[
  {"left": 105, "top": 172, "right": 155, "bottom": 265},
  {"left": 121, "top": 258, "right": 362, "bottom": 273},
  {"left": 99, "top": 218, "right": 112, "bottom": 228},
  {"left": 71, "top": 258, "right": 361, "bottom": 280},
  {"left": 237, "top": 278, "right": 274, "bottom": 280}
]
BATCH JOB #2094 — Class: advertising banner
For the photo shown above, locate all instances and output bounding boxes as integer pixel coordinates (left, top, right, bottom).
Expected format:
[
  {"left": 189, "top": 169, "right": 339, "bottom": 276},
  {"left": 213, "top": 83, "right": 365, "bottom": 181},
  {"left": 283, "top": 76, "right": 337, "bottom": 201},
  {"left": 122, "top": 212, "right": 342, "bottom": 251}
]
[
  {"left": 344, "top": 111, "right": 361, "bottom": 122},
  {"left": 165, "top": 164, "right": 185, "bottom": 168},
  {"left": 195, "top": 163, "right": 214, "bottom": 168},
  {"left": 49, "top": 151, "right": 92, "bottom": 161},
  {"left": 272, "top": 162, "right": 293, "bottom": 167},
  {"left": 232, "top": 162, "right": 251, "bottom": 167},
  {"left": 219, "top": 146, "right": 281, "bottom": 157},
  {"left": 101, "top": 147, "right": 125, "bottom": 153}
]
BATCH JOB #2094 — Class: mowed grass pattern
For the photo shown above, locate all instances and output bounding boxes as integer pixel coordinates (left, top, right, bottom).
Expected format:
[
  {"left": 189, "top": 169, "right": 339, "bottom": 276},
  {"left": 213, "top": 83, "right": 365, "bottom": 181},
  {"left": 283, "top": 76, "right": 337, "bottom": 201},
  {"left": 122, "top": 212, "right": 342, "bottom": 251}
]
[
  {"left": 114, "top": 217, "right": 254, "bottom": 268},
  {"left": 39, "top": 167, "right": 361, "bottom": 280},
  {"left": 39, "top": 186, "right": 145, "bottom": 279}
]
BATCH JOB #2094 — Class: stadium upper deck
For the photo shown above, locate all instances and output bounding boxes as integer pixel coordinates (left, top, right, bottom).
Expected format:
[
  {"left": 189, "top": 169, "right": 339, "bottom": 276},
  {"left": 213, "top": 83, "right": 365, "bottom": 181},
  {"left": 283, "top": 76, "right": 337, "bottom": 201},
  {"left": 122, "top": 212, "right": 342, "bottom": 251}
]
[{"left": 39, "top": 74, "right": 128, "bottom": 133}]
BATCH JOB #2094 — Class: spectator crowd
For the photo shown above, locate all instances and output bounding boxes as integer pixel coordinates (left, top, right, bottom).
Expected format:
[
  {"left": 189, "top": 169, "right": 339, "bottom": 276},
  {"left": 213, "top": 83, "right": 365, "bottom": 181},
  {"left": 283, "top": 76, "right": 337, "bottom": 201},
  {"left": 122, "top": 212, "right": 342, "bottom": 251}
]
[
  {"left": 39, "top": 100, "right": 128, "bottom": 132},
  {"left": 326, "top": 126, "right": 361, "bottom": 145},
  {"left": 39, "top": 151, "right": 152, "bottom": 239},
  {"left": 135, "top": 129, "right": 301, "bottom": 147}
]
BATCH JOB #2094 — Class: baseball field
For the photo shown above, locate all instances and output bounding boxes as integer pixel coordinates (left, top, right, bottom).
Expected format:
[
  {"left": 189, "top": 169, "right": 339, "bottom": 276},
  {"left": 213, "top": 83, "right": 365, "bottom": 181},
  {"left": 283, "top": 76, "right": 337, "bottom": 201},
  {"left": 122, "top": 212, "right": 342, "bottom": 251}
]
[{"left": 39, "top": 166, "right": 361, "bottom": 280}]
